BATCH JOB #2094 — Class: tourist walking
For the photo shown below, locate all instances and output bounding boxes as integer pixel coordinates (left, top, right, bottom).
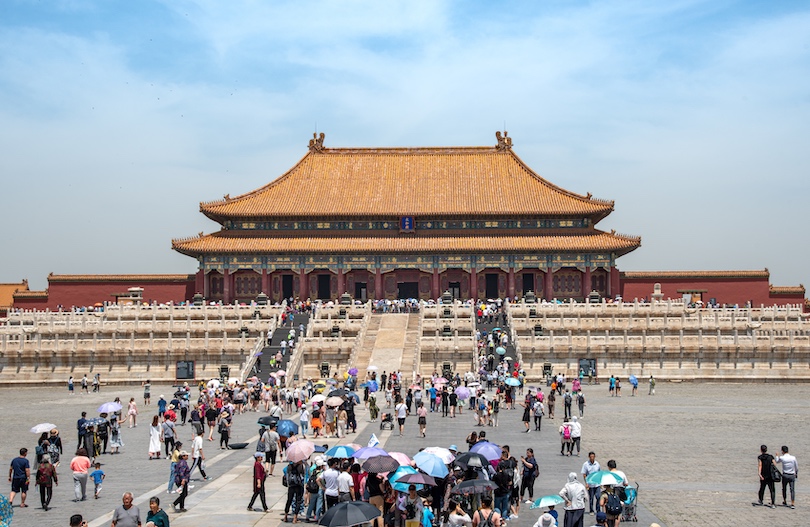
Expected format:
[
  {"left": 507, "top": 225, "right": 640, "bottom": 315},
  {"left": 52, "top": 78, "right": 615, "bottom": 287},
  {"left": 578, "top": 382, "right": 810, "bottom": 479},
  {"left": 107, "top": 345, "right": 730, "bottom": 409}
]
[
  {"left": 218, "top": 411, "right": 231, "bottom": 449},
  {"left": 563, "top": 390, "right": 573, "bottom": 420},
  {"left": 560, "top": 420, "right": 573, "bottom": 456},
  {"left": 570, "top": 417, "right": 582, "bottom": 456},
  {"left": 190, "top": 430, "right": 210, "bottom": 481},
  {"left": 109, "top": 412, "right": 125, "bottom": 454},
  {"left": 774, "top": 445, "right": 798, "bottom": 508},
  {"left": 167, "top": 441, "right": 183, "bottom": 494},
  {"left": 520, "top": 397, "right": 531, "bottom": 433},
  {"left": 395, "top": 397, "right": 408, "bottom": 437},
  {"left": 559, "top": 472, "right": 586, "bottom": 527},
  {"left": 127, "top": 398, "right": 138, "bottom": 428},
  {"left": 757, "top": 444, "right": 777, "bottom": 507},
  {"left": 283, "top": 460, "right": 306, "bottom": 521},
  {"left": 161, "top": 415, "right": 176, "bottom": 457},
  {"left": 247, "top": 453, "right": 269, "bottom": 512},
  {"left": 648, "top": 375, "right": 655, "bottom": 395},
  {"left": 35, "top": 454, "right": 57, "bottom": 510},
  {"left": 8, "top": 448, "right": 30, "bottom": 509},
  {"left": 417, "top": 402, "right": 428, "bottom": 437},
  {"left": 172, "top": 451, "right": 191, "bottom": 512},
  {"left": 149, "top": 416, "right": 162, "bottom": 460},
  {"left": 261, "top": 423, "right": 281, "bottom": 476},
  {"left": 581, "top": 452, "right": 601, "bottom": 515},
  {"left": 577, "top": 392, "right": 586, "bottom": 417},
  {"left": 146, "top": 496, "right": 170, "bottom": 527},
  {"left": 90, "top": 462, "right": 104, "bottom": 499},
  {"left": 111, "top": 492, "right": 140, "bottom": 527},
  {"left": 70, "top": 448, "right": 91, "bottom": 502},
  {"left": 547, "top": 390, "right": 556, "bottom": 419}
]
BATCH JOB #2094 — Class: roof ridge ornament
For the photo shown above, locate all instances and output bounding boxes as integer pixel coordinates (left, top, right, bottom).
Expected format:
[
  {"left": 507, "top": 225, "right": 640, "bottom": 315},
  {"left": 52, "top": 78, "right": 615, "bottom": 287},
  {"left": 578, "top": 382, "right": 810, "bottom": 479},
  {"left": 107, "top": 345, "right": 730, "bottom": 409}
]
[
  {"left": 309, "top": 132, "right": 326, "bottom": 153},
  {"left": 495, "top": 130, "right": 512, "bottom": 151}
]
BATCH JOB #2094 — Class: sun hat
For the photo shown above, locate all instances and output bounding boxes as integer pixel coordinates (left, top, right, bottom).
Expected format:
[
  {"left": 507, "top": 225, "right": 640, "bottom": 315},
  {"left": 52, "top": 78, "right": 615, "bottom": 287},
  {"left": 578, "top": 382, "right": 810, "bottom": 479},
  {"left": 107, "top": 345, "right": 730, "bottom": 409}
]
[
  {"left": 539, "top": 513, "right": 554, "bottom": 527},
  {"left": 448, "top": 445, "right": 458, "bottom": 452},
  {"left": 254, "top": 452, "right": 266, "bottom": 458},
  {"left": 179, "top": 450, "right": 189, "bottom": 457}
]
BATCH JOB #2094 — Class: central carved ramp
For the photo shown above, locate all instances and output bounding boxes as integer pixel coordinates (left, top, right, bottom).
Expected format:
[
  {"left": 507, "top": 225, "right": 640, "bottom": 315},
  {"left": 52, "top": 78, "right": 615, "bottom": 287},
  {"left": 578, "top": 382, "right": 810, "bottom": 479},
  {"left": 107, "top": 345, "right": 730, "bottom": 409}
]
[{"left": 366, "top": 314, "right": 412, "bottom": 374}]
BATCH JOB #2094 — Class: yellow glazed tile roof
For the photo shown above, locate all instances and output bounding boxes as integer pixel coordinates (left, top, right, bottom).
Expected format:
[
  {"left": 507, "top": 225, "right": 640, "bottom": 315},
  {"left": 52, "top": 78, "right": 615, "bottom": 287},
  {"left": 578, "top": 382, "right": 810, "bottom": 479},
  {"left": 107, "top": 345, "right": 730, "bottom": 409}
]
[
  {"left": 200, "top": 144, "right": 614, "bottom": 221},
  {"left": 172, "top": 230, "right": 640, "bottom": 256},
  {"left": 769, "top": 285, "right": 805, "bottom": 295}
]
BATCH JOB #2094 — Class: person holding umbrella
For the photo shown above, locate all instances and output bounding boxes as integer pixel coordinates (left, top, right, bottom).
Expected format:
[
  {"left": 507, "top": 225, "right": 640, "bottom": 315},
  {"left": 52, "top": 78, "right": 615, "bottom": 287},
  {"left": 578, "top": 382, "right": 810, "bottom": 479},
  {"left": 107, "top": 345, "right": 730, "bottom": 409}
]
[{"left": 283, "top": 459, "right": 306, "bottom": 521}]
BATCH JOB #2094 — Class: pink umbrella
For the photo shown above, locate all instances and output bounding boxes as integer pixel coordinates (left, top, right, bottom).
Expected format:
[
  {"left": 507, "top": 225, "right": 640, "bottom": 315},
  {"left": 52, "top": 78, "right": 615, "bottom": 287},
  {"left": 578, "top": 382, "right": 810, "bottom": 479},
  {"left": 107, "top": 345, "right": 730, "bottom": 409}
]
[
  {"left": 286, "top": 439, "right": 316, "bottom": 462},
  {"left": 347, "top": 443, "right": 363, "bottom": 452},
  {"left": 433, "top": 377, "right": 449, "bottom": 385},
  {"left": 388, "top": 452, "right": 412, "bottom": 466},
  {"left": 276, "top": 370, "right": 287, "bottom": 377}
]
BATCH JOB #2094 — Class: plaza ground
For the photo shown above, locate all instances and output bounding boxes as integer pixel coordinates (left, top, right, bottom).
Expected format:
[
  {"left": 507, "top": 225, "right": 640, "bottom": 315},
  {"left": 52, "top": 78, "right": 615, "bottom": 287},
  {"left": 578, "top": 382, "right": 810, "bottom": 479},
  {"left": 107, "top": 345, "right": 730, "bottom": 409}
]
[{"left": 1, "top": 381, "right": 808, "bottom": 527}]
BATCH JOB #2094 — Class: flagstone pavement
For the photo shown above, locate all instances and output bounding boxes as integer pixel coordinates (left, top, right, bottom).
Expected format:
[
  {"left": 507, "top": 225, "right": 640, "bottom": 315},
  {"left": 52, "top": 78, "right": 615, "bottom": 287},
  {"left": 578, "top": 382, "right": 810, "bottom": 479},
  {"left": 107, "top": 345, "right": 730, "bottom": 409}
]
[{"left": 3, "top": 382, "right": 809, "bottom": 527}]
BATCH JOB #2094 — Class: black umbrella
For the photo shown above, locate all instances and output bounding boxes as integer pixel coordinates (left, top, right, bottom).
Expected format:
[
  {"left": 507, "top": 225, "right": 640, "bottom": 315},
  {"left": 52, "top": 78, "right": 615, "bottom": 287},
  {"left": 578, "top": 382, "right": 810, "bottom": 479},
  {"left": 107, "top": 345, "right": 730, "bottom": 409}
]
[
  {"left": 257, "top": 416, "right": 279, "bottom": 427},
  {"left": 328, "top": 389, "right": 349, "bottom": 397},
  {"left": 318, "top": 501, "right": 381, "bottom": 527},
  {"left": 453, "top": 452, "right": 489, "bottom": 470},
  {"left": 83, "top": 417, "right": 108, "bottom": 428},
  {"left": 450, "top": 479, "right": 498, "bottom": 496},
  {"left": 362, "top": 455, "right": 400, "bottom": 474}
]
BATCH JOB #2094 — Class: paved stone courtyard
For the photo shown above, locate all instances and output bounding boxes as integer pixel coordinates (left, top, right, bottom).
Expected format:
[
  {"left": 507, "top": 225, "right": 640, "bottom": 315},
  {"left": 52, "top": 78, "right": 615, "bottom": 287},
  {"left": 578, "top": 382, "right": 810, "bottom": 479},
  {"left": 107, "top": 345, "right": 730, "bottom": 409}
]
[{"left": 1, "top": 380, "right": 807, "bottom": 527}]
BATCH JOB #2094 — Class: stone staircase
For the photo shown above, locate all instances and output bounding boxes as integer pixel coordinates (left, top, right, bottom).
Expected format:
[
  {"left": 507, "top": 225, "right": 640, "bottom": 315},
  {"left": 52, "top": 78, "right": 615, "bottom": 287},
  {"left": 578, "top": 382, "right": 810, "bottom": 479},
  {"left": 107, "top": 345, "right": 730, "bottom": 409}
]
[
  {"left": 399, "top": 313, "right": 421, "bottom": 380},
  {"left": 351, "top": 314, "right": 383, "bottom": 373}
]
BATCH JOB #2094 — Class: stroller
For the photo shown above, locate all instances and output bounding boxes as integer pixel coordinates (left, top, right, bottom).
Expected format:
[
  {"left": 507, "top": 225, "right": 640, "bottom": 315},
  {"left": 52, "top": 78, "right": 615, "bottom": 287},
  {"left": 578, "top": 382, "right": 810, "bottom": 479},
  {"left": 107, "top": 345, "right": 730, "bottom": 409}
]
[
  {"left": 380, "top": 412, "right": 395, "bottom": 431},
  {"left": 620, "top": 482, "right": 639, "bottom": 522}
]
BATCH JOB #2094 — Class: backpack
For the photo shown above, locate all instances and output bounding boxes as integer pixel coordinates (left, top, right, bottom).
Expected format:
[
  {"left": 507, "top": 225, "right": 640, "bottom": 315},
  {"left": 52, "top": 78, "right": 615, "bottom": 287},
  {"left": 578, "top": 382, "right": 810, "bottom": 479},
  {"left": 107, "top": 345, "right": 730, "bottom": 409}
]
[
  {"left": 563, "top": 425, "right": 571, "bottom": 440},
  {"left": 306, "top": 470, "right": 320, "bottom": 493},
  {"left": 479, "top": 510, "right": 495, "bottom": 527},
  {"left": 286, "top": 466, "right": 303, "bottom": 487},
  {"left": 605, "top": 493, "right": 623, "bottom": 516}
]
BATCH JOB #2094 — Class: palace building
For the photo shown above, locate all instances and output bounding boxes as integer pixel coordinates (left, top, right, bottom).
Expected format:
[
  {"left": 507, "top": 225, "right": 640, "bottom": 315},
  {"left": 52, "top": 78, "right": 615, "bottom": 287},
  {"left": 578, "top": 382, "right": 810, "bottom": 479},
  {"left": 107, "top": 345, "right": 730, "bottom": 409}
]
[{"left": 171, "top": 132, "right": 642, "bottom": 304}]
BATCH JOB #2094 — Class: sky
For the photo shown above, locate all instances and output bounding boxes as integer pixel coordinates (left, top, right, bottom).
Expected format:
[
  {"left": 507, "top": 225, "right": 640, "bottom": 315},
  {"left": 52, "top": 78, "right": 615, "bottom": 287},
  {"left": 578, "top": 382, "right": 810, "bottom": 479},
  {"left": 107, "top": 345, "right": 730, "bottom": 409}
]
[{"left": 1, "top": 0, "right": 808, "bottom": 292}]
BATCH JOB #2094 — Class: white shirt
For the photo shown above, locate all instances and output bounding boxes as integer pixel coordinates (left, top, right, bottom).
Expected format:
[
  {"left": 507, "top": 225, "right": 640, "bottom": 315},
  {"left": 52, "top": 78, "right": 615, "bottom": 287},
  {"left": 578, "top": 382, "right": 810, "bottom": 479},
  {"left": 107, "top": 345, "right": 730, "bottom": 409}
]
[
  {"left": 776, "top": 454, "right": 798, "bottom": 475},
  {"left": 321, "top": 468, "right": 340, "bottom": 496},
  {"left": 192, "top": 435, "right": 203, "bottom": 459},
  {"left": 581, "top": 460, "right": 601, "bottom": 478},
  {"left": 337, "top": 471, "right": 354, "bottom": 494},
  {"left": 396, "top": 403, "right": 407, "bottom": 419},
  {"left": 611, "top": 469, "right": 628, "bottom": 486}
]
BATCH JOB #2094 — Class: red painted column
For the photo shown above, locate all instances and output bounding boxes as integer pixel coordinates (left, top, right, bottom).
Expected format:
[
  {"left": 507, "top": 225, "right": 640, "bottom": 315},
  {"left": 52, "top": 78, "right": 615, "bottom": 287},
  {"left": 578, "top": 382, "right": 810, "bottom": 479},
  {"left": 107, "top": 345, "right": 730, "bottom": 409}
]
[
  {"left": 223, "top": 269, "right": 232, "bottom": 304},
  {"left": 299, "top": 266, "right": 308, "bottom": 300},
  {"left": 507, "top": 268, "right": 516, "bottom": 299},
  {"left": 337, "top": 268, "right": 345, "bottom": 296},
  {"left": 261, "top": 269, "right": 269, "bottom": 294},
  {"left": 470, "top": 266, "right": 477, "bottom": 302},
  {"left": 610, "top": 266, "right": 620, "bottom": 299},
  {"left": 545, "top": 267, "right": 554, "bottom": 301},
  {"left": 432, "top": 267, "right": 440, "bottom": 300},
  {"left": 375, "top": 268, "right": 383, "bottom": 300},
  {"left": 195, "top": 269, "right": 204, "bottom": 295},
  {"left": 584, "top": 266, "right": 592, "bottom": 299},
  {"left": 203, "top": 271, "right": 210, "bottom": 298}
]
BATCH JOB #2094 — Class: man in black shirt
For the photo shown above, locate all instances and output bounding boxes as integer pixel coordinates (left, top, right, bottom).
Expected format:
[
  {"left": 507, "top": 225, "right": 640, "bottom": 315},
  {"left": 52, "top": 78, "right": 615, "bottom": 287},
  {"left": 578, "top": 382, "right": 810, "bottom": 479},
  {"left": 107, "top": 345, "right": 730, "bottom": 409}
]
[{"left": 757, "top": 444, "right": 776, "bottom": 507}]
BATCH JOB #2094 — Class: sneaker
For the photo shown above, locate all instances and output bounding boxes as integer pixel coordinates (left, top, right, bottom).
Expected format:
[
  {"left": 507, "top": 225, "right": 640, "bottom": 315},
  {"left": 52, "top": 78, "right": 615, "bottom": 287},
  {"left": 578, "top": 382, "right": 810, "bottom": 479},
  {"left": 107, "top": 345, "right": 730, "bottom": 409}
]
[
  {"left": 510, "top": 515, "right": 518, "bottom": 519},
  {"left": 525, "top": 500, "right": 533, "bottom": 505},
  {"left": 768, "top": 504, "right": 776, "bottom": 509},
  {"left": 790, "top": 505, "right": 796, "bottom": 509}
]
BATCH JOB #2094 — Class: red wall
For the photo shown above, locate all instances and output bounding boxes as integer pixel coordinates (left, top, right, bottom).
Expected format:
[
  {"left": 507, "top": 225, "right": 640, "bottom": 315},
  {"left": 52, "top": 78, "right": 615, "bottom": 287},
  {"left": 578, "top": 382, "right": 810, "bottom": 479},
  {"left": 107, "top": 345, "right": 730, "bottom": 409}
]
[
  {"left": 621, "top": 276, "right": 789, "bottom": 307},
  {"left": 14, "top": 278, "right": 196, "bottom": 311}
]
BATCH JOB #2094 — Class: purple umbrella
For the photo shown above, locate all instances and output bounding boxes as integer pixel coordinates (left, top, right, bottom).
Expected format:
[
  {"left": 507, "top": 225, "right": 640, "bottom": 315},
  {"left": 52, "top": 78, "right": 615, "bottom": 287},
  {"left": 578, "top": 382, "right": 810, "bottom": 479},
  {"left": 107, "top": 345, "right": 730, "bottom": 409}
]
[
  {"left": 454, "top": 386, "right": 471, "bottom": 400},
  {"left": 470, "top": 441, "right": 502, "bottom": 462},
  {"left": 348, "top": 367, "right": 359, "bottom": 376},
  {"left": 352, "top": 446, "right": 389, "bottom": 460}
]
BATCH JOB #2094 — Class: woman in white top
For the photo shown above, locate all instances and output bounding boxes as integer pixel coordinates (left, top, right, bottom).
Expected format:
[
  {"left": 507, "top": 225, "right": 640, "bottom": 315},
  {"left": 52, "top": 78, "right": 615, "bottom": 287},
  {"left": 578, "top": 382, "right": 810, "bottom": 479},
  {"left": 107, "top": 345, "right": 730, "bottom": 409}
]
[
  {"left": 148, "top": 415, "right": 162, "bottom": 459},
  {"left": 299, "top": 407, "right": 310, "bottom": 438},
  {"left": 445, "top": 499, "right": 472, "bottom": 527}
]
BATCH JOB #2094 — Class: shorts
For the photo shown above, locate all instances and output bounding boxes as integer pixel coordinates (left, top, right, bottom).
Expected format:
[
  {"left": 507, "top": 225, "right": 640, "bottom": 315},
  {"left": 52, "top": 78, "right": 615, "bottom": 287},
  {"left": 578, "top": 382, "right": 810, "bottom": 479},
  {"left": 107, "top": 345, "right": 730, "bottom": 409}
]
[
  {"left": 11, "top": 478, "right": 28, "bottom": 493},
  {"left": 266, "top": 450, "right": 278, "bottom": 464},
  {"left": 144, "top": 392, "right": 150, "bottom": 399},
  {"left": 397, "top": 418, "right": 406, "bottom": 426}
]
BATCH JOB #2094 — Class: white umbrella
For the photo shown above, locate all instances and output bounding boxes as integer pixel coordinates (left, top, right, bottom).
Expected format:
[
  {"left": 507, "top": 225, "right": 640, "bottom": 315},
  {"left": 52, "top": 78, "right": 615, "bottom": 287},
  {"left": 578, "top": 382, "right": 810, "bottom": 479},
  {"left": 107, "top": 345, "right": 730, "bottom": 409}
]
[
  {"left": 367, "top": 365, "right": 379, "bottom": 371},
  {"left": 30, "top": 423, "right": 57, "bottom": 434},
  {"left": 310, "top": 394, "right": 327, "bottom": 403},
  {"left": 207, "top": 379, "right": 221, "bottom": 389},
  {"left": 423, "top": 446, "right": 455, "bottom": 464},
  {"left": 503, "top": 356, "right": 513, "bottom": 361}
]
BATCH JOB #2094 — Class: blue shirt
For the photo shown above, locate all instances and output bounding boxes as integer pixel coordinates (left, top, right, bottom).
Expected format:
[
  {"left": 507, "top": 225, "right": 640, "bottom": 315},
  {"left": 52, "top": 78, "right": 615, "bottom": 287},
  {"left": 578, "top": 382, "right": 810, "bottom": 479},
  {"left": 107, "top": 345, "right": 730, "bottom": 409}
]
[
  {"left": 421, "top": 506, "right": 435, "bottom": 527},
  {"left": 90, "top": 469, "right": 105, "bottom": 485},
  {"left": 428, "top": 387, "right": 436, "bottom": 399},
  {"left": 9, "top": 457, "right": 29, "bottom": 479},
  {"left": 158, "top": 399, "right": 167, "bottom": 412}
]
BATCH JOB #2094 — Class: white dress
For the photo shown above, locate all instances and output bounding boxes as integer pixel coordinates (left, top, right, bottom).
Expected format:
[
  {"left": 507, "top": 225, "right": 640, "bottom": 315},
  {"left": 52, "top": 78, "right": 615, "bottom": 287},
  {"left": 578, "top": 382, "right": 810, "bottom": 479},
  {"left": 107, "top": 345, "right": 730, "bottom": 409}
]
[{"left": 149, "top": 425, "right": 161, "bottom": 454}]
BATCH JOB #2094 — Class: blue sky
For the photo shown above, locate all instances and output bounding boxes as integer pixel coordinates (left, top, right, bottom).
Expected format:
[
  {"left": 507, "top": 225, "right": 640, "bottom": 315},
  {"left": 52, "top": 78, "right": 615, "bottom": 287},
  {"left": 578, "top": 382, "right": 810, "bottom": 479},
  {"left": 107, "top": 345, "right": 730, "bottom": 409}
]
[{"left": 1, "top": 0, "right": 808, "bottom": 292}]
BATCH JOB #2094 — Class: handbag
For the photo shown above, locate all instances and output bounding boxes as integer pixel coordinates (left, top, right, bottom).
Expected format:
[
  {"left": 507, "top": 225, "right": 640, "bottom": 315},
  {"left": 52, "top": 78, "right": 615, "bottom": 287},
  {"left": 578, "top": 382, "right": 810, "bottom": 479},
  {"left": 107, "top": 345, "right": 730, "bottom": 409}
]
[{"left": 771, "top": 464, "right": 782, "bottom": 482}]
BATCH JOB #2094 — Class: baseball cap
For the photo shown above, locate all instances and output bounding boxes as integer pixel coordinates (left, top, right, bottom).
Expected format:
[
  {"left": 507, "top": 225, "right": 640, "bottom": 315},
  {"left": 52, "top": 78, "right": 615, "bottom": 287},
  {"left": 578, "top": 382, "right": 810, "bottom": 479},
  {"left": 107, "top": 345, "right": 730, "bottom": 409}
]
[{"left": 596, "top": 512, "right": 607, "bottom": 522}]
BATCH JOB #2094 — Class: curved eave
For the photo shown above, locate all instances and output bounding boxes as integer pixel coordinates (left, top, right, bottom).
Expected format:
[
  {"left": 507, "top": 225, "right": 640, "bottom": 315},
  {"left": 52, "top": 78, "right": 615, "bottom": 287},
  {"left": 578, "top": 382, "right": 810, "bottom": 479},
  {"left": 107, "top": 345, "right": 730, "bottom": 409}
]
[{"left": 172, "top": 231, "right": 641, "bottom": 258}]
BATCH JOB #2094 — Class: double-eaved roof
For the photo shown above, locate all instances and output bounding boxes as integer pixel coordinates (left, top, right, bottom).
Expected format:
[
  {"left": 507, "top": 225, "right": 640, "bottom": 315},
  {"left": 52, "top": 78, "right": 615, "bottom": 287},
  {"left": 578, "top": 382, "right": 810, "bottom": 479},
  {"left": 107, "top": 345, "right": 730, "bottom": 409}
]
[{"left": 174, "top": 134, "right": 641, "bottom": 258}]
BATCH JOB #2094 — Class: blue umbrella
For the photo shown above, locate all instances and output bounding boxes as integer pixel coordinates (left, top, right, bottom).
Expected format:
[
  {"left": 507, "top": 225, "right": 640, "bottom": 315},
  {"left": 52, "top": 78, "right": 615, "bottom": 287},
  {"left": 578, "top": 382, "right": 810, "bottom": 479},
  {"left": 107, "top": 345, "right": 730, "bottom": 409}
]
[
  {"left": 388, "top": 466, "right": 422, "bottom": 492},
  {"left": 368, "top": 380, "right": 379, "bottom": 392},
  {"left": 413, "top": 451, "right": 449, "bottom": 478},
  {"left": 629, "top": 375, "right": 638, "bottom": 386},
  {"left": 495, "top": 346, "right": 506, "bottom": 355},
  {"left": 276, "top": 419, "right": 299, "bottom": 437},
  {"left": 326, "top": 445, "right": 356, "bottom": 459},
  {"left": 504, "top": 377, "right": 520, "bottom": 387}
]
